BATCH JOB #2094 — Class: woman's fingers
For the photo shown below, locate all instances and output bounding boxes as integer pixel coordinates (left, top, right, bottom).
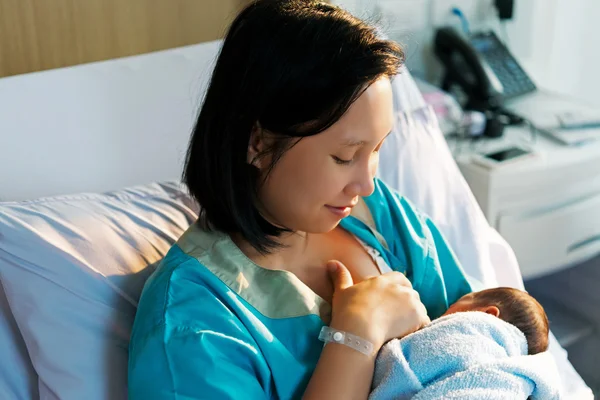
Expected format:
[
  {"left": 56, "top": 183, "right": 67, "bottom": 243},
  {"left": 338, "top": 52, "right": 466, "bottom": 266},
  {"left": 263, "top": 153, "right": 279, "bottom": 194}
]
[
  {"left": 327, "top": 260, "right": 354, "bottom": 291},
  {"left": 381, "top": 271, "right": 413, "bottom": 288}
]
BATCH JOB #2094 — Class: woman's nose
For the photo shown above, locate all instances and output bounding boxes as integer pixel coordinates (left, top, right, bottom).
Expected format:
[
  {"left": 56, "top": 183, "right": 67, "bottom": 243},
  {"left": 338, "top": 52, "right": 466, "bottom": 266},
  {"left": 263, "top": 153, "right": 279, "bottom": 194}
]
[
  {"left": 345, "top": 160, "right": 376, "bottom": 198},
  {"left": 358, "top": 178, "right": 375, "bottom": 197}
]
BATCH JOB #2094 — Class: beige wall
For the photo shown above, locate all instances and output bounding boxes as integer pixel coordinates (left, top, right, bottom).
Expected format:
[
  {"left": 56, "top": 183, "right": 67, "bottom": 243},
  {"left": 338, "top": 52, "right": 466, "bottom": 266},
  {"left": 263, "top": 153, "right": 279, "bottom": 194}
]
[{"left": 0, "top": 0, "right": 250, "bottom": 78}]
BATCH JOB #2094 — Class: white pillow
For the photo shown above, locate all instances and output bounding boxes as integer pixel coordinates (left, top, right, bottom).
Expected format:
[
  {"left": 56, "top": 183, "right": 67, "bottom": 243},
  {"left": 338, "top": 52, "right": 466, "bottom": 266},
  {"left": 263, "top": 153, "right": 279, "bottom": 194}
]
[
  {"left": 0, "top": 182, "right": 199, "bottom": 400},
  {"left": 378, "top": 105, "right": 498, "bottom": 288},
  {"left": 0, "top": 281, "right": 39, "bottom": 399}
]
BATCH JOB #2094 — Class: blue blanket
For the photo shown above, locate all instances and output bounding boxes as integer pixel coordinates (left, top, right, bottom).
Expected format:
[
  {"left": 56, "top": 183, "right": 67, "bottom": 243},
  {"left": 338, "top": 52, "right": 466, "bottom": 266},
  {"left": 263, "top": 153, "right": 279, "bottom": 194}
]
[{"left": 370, "top": 311, "right": 561, "bottom": 400}]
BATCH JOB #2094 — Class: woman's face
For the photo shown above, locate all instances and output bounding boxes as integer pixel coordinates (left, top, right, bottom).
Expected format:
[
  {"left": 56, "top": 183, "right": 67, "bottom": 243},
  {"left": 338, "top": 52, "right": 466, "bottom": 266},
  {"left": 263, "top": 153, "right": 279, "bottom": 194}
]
[{"left": 256, "top": 77, "right": 394, "bottom": 233}]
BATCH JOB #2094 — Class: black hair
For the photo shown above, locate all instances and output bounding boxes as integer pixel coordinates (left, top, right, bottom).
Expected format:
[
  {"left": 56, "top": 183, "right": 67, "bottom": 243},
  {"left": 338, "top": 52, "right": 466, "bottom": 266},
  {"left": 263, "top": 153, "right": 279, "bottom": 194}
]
[
  {"left": 183, "top": 0, "right": 404, "bottom": 254},
  {"left": 470, "top": 287, "right": 550, "bottom": 355}
]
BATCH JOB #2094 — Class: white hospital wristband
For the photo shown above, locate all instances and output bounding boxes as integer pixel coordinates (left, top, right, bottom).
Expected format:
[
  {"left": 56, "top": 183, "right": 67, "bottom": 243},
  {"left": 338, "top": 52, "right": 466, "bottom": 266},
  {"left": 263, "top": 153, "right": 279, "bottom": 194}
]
[{"left": 318, "top": 326, "right": 374, "bottom": 356}]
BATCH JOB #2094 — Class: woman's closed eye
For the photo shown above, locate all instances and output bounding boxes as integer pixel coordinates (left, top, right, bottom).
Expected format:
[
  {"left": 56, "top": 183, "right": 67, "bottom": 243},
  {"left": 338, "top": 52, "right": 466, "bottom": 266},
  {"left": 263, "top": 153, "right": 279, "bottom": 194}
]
[
  {"left": 332, "top": 155, "right": 353, "bottom": 165},
  {"left": 332, "top": 145, "right": 383, "bottom": 166},
  {"left": 333, "top": 130, "right": 390, "bottom": 166}
]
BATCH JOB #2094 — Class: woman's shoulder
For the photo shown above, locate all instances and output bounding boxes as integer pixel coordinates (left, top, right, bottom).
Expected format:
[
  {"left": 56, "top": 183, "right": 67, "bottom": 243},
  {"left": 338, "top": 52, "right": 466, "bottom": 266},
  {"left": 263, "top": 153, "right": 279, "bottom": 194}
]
[
  {"left": 132, "top": 236, "right": 226, "bottom": 336},
  {"left": 132, "top": 223, "right": 241, "bottom": 334},
  {"left": 128, "top": 230, "right": 278, "bottom": 399},
  {"left": 133, "top": 222, "right": 330, "bottom": 337}
]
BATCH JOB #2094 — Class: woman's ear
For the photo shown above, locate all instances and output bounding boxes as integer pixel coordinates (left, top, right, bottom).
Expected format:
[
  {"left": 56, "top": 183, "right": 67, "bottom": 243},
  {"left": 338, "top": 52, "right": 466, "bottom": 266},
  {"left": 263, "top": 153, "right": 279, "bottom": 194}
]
[
  {"left": 247, "top": 121, "right": 266, "bottom": 168},
  {"left": 483, "top": 306, "right": 500, "bottom": 318}
]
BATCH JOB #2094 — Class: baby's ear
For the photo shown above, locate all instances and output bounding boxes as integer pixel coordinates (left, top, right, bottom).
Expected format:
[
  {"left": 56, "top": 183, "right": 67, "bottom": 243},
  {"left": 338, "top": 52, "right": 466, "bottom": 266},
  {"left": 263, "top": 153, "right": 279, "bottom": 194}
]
[{"left": 483, "top": 306, "right": 500, "bottom": 318}]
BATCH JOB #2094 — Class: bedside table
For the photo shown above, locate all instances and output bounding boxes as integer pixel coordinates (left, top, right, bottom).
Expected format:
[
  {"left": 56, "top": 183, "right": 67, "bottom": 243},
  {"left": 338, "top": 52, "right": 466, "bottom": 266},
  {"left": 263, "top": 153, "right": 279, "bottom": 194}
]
[{"left": 447, "top": 125, "right": 600, "bottom": 280}]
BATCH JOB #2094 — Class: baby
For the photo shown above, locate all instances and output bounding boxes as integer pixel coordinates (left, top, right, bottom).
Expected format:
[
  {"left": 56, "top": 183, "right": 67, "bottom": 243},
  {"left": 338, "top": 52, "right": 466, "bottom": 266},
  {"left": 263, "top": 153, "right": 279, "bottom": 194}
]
[
  {"left": 369, "top": 287, "right": 560, "bottom": 400},
  {"left": 442, "top": 287, "right": 550, "bottom": 355}
]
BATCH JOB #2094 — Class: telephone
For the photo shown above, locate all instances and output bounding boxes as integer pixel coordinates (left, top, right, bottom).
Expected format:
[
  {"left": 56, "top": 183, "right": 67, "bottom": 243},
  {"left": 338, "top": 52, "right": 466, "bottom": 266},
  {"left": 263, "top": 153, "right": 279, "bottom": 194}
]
[{"left": 434, "top": 27, "right": 535, "bottom": 137}]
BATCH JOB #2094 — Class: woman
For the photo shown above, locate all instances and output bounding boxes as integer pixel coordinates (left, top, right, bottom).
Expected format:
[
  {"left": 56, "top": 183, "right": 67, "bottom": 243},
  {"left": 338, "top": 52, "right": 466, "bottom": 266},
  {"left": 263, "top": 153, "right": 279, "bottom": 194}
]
[{"left": 128, "top": 1, "right": 473, "bottom": 399}]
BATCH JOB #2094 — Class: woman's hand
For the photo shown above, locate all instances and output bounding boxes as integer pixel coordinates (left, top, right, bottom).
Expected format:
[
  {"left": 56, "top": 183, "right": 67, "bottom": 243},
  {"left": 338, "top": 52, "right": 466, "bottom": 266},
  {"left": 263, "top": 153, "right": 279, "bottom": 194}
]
[{"left": 327, "top": 260, "right": 430, "bottom": 350}]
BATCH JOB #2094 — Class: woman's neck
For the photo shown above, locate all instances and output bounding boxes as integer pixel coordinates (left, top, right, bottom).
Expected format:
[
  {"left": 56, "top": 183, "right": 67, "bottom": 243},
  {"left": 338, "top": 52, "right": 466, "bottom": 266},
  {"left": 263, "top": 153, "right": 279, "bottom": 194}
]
[{"left": 231, "top": 230, "right": 317, "bottom": 272}]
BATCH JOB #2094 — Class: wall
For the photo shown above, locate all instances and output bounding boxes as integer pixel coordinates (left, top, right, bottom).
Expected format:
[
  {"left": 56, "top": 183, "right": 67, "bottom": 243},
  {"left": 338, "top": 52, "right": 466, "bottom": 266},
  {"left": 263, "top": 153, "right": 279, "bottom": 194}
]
[
  {"left": 508, "top": 0, "right": 600, "bottom": 106},
  {"left": 332, "top": 0, "right": 600, "bottom": 106},
  {"left": 330, "top": 0, "right": 497, "bottom": 81},
  {"left": 0, "top": 0, "right": 250, "bottom": 78}
]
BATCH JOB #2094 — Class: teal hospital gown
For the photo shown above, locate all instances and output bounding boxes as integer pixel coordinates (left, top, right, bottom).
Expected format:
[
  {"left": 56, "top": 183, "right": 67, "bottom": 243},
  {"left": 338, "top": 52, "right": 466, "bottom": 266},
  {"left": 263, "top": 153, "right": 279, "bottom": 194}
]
[{"left": 128, "top": 178, "right": 473, "bottom": 399}]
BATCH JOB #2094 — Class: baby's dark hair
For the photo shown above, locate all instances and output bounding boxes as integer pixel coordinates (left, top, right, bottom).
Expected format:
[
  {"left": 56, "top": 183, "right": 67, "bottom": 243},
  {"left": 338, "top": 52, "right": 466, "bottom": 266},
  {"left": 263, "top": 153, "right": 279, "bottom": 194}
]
[{"left": 470, "top": 287, "right": 549, "bottom": 355}]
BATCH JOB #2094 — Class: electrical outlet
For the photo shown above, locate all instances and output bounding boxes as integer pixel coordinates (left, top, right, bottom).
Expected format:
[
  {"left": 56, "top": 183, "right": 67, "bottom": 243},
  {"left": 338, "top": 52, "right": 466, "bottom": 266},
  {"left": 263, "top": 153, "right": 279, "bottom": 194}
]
[{"left": 431, "top": 0, "right": 494, "bottom": 28}]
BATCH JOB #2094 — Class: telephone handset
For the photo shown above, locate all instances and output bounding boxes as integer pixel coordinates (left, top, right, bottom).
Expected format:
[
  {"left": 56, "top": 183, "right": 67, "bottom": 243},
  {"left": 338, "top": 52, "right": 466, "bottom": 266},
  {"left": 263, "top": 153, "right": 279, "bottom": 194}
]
[{"left": 434, "top": 27, "right": 536, "bottom": 113}]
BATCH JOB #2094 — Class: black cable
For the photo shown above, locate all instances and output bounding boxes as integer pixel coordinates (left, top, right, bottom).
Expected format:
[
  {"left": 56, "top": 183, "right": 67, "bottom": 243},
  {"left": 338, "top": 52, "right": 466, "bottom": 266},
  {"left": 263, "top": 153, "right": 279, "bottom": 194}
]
[{"left": 497, "top": 107, "right": 525, "bottom": 125}]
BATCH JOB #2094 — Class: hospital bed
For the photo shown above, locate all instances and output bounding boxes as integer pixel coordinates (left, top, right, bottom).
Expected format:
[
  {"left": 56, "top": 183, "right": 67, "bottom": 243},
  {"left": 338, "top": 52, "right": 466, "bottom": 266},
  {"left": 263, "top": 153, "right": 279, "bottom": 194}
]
[{"left": 0, "top": 39, "right": 593, "bottom": 399}]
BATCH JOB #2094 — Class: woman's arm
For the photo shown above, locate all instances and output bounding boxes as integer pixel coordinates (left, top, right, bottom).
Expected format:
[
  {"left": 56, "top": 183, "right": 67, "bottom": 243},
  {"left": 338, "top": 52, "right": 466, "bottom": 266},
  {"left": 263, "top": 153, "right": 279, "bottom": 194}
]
[
  {"left": 303, "top": 341, "right": 377, "bottom": 400},
  {"left": 304, "top": 264, "right": 378, "bottom": 400},
  {"left": 129, "top": 281, "right": 271, "bottom": 400},
  {"left": 304, "top": 261, "right": 430, "bottom": 400},
  {"left": 129, "top": 321, "right": 269, "bottom": 400}
]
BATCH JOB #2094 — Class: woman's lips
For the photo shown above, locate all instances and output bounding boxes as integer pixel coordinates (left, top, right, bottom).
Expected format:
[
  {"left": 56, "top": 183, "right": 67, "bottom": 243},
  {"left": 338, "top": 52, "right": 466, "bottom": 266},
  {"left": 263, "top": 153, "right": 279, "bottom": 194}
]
[{"left": 325, "top": 205, "right": 353, "bottom": 217}]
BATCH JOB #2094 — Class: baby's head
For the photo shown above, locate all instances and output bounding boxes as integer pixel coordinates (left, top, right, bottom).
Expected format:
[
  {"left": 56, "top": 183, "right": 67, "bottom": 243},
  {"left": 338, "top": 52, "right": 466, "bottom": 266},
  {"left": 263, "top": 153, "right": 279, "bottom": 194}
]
[{"left": 443, "top": 287, "right": 549, "bottom": 355}]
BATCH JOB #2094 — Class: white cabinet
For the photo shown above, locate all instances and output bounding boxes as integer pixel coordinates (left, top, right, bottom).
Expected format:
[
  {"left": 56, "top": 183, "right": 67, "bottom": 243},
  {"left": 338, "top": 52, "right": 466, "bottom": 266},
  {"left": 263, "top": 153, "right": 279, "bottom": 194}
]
[
  {"left": 498, "top": 192, "right": 600, "bottom": 279},
  {"left": 449, "top": 104, "right": 600, "bottom": 279}
]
